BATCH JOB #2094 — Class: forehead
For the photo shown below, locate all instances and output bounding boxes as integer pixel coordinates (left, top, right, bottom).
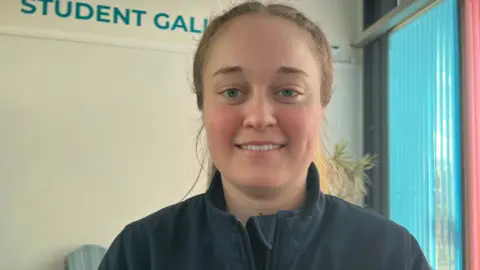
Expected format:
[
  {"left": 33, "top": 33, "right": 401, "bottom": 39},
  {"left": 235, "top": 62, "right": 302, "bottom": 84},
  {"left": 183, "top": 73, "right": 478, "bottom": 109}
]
[{"left": 204, "top": 14, "right": 319, "bottom": 77}]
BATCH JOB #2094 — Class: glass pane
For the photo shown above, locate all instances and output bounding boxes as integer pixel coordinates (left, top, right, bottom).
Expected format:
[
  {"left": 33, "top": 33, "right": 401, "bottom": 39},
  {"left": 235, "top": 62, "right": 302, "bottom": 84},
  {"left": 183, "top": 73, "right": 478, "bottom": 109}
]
[{"left": 388, "top": 0, "right": 463, "bottom": 268}]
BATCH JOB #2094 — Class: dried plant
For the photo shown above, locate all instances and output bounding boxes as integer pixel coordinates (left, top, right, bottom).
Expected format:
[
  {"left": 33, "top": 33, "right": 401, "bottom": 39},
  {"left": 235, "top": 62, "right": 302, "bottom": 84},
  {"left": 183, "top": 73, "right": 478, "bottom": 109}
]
[{"left": 327, "top": 139, "right": 377, "bottom": 205}]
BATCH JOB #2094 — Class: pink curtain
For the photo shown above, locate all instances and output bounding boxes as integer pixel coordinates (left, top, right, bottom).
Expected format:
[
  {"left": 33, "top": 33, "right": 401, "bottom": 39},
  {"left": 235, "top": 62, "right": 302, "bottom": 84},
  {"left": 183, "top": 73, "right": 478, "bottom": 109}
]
[{"left": 465, "top": 1, "right": 479, "bottom": 269}]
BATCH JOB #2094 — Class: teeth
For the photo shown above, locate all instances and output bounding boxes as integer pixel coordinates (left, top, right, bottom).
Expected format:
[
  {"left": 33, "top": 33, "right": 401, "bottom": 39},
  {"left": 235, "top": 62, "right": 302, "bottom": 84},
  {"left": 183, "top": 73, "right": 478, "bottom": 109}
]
[{"left": 241, "top": 144, "right": 282, "bottom": 151}]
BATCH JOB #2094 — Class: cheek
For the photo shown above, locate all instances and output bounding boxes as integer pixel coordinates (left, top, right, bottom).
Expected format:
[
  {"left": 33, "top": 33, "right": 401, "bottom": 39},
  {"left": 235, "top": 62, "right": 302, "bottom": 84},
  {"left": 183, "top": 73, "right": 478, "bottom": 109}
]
[
  {"left": 280, "top": 106, "right": 322, "bottom": 143},
  {"left": 203, "top": 106, "right": 241, "bottom": 150}
]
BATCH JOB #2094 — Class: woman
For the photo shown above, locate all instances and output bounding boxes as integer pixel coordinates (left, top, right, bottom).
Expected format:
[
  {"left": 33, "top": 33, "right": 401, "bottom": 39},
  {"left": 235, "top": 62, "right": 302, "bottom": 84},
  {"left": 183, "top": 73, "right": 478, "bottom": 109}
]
[{"left": 98, "top": 2, "right": 430, "bottom": 269}]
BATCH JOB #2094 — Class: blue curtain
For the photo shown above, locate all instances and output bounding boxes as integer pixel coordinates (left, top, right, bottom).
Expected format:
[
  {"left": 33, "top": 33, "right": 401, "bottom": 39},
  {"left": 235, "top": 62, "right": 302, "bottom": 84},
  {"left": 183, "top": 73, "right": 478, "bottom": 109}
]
[{"left": 388, "top": 0, "right": 462, "bottom": 269}]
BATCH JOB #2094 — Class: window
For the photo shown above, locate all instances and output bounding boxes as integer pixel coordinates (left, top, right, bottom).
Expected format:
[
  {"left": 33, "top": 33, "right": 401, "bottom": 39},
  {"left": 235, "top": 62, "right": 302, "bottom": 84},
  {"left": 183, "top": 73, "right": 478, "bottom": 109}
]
[{"left": 388, "top": 0, "right": 463, "bottom": 268}]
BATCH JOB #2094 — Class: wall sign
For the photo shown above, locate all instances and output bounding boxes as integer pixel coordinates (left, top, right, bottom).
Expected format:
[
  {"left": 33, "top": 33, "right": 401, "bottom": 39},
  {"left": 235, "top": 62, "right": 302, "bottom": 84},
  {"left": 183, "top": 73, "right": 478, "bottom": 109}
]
[{"left": 20, "top": 0, "right": 209, "bottom": 33}]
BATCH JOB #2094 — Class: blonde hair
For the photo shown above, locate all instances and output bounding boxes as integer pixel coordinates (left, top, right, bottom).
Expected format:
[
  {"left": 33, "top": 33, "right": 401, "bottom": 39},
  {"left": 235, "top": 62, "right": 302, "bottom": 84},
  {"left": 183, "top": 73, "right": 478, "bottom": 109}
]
[{"left": 185, "top": 1, "right": 346, "bottom": 198}]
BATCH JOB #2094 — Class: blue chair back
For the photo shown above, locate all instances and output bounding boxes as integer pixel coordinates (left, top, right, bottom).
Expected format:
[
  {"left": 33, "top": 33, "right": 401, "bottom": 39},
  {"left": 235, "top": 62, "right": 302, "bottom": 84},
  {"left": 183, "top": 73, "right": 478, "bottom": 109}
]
[{"left": 65, "top": 244, "right": 107, "bottom": 270}]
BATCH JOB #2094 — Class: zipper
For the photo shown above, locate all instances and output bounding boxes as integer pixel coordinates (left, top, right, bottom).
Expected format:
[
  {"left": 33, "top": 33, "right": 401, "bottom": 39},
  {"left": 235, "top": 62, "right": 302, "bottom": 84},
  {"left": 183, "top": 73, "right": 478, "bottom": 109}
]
[
  {"left": 265, "top": 217, "right": 281, "bottom": 270},
  {"left": 264, "top": 249, "right": 272, "bottom": 270},
  {"left": 235, "top": 218, "right": 256, "bottom": 270}
]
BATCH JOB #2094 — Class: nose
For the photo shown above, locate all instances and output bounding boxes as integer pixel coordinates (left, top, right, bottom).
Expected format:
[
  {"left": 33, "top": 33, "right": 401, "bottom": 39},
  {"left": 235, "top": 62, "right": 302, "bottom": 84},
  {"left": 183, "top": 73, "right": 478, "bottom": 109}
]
[{"left": 242, "top": 93, "right": 277, "bottom": 130}]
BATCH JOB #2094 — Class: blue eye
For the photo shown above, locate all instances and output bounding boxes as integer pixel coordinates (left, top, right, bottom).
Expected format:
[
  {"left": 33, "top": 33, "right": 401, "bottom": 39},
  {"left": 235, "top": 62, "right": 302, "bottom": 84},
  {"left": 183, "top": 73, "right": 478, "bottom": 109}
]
[
  {"left": 223, "top": 89, "right": 241, "bottom": 98},
  {"left": 278, "top": 89, "right": 298, "bottom": 97}
]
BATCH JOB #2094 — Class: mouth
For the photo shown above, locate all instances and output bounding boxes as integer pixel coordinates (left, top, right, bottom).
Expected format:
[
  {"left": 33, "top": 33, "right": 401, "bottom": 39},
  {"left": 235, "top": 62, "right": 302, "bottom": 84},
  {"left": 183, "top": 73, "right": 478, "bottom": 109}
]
[{"left": 235, "top": 143, "right": 286, "bottom": 151}]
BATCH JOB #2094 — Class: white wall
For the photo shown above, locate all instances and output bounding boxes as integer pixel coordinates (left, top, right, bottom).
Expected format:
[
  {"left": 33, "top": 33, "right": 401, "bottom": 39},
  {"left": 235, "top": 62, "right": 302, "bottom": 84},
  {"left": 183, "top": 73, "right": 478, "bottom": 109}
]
[{"left": 0, "top": 1, "right": 363, "bottom": 269}]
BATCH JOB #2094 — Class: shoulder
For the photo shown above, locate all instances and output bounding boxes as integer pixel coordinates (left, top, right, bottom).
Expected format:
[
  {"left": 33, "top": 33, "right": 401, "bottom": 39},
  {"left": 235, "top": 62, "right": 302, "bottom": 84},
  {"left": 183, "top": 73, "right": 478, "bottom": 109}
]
[
  {"left": 323, "top": 194, "right": 405, "bottom": 234},
  {"left": 98, "top": 194, "right": 207, "bottom": 270},
  {"left": 322, "top": 195, "right": 430, "bottom": 268}
]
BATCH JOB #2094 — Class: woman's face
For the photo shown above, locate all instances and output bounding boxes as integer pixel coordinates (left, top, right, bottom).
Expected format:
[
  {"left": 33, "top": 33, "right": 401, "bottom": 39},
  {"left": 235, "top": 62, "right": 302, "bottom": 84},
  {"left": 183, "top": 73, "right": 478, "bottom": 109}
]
[{"left": 202, "top": 14, "right": 323, "bottom": 190}]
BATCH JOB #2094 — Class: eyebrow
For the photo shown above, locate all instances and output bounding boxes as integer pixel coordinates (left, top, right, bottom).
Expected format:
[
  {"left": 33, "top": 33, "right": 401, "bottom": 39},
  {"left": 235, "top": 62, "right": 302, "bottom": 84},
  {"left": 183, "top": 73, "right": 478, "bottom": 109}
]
[
  {"left": 212, "top": 65, "right": 308, "bottom": 77},
  {"left": 277, "top": 66, "right": 308, "bottom": 77},
  {"left": 213, "top": 66, "right": 243, "bottom": 76}
]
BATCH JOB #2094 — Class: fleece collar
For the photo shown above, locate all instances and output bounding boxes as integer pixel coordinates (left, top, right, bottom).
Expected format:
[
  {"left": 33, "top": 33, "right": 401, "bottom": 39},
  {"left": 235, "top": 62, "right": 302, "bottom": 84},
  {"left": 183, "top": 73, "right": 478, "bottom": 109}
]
[{"left": 204, "top": 163, "right": 326, "bottom": 265}]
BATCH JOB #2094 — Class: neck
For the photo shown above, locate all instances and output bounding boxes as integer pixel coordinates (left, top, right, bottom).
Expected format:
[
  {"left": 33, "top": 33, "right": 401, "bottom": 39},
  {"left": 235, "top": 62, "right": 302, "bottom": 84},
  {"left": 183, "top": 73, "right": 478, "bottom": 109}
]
[{"left": 222, "top": 176, "right": 307, "bottom": 225}]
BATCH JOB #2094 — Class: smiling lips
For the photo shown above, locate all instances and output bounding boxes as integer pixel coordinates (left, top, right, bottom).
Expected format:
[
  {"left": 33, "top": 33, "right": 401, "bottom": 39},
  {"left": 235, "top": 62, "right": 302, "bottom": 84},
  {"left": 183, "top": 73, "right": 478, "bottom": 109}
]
[{"left": 235, "top": 142, "right": 286, "bottom": 151}]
